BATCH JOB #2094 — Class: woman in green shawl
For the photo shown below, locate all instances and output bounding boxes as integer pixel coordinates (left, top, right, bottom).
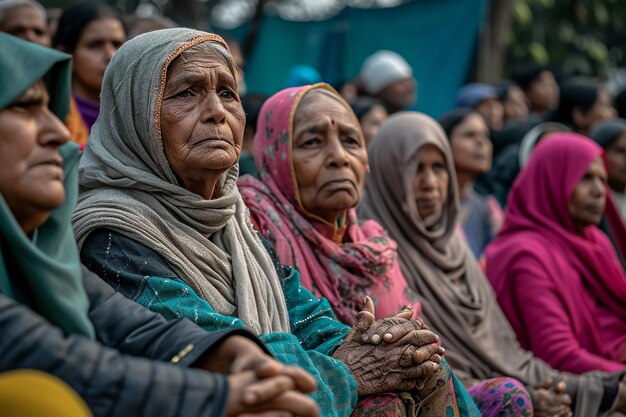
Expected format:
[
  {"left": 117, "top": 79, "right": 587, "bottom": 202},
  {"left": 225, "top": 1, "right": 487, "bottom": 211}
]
[{"left": 0, "top": 32, "right": 320, "bottom": 417}]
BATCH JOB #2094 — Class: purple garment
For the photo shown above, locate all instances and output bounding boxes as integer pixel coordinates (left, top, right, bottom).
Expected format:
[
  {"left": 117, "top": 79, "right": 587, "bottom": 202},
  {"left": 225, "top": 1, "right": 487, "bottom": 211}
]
[{"left": 72, "top": 94, "right": 100, "bottom": 131}]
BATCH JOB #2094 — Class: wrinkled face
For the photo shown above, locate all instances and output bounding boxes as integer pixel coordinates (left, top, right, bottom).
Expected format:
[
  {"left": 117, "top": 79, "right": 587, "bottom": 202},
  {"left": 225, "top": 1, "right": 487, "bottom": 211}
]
[
  {"left": 527, "top": 71, "right": 559, "bottom": 111},
  {"left": 450, "top": 113, "right": 492, "bottom": 175},
  {"left": 292, "top": 91, "right": 368, "bottom": 224},
  {"left": 0, "top": 80, "right": 70, "bottom": 233},
  {"left": 377, "top": 78, "right": 417, "bottom": 111},
  {"left": 360, "top": 104, "right": 388, "bottom": 145},
  {"left": 577, "top": 90, "right": 616, "bottom": 133},
  {"left": 475, "top": 97, "right": 504, "bottom": 131},
  {"left": 569, "top": 157, "right": 607, "bottom": 233},
  {"left": 0, "top": 5, "right": 50, "bottom": 46},
  {"left": 71, "top": 18, "right": 125, "bottom": 101},
  {"left": 606, "top": 132, "right": 626, "bottom": 189},
  {"left": 503, "top": 86, "right": 529, "bottom": 122},
  {"left": 411, "top": 144, "right": 449, "bottom": 227},
  {"left": 161, "top": 45, "right": 245, "bottom": 196}
]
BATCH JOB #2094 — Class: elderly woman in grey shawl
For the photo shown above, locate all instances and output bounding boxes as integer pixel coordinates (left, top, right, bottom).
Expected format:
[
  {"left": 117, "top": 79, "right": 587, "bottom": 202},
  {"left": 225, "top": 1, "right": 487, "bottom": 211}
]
[{"left": 72, "top": 28, "right": 455, "bottom": 417}]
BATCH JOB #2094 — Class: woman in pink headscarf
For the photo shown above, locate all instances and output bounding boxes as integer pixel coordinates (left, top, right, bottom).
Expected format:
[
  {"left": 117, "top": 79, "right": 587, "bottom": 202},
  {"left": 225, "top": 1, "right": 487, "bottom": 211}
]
[
  {"left": 238, "top": 83, "right": 418, "bottom": 324},
  {"left": 239, "top": 84, "right": 538, "bottom": 417},
  {"left": 485, "top": 133, "right": 626, "bottom": 374}
]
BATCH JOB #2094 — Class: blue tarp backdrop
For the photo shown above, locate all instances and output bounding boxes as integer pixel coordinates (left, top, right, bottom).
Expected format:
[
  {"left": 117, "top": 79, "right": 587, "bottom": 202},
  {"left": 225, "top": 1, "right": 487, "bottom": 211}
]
[{"left": 226, "top": 0, "right": 489, "bottom": 118}]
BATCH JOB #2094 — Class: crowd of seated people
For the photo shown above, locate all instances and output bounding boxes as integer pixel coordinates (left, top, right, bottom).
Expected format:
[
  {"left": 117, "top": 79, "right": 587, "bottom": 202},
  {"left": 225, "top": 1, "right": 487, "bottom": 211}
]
[{"left": 1, "top": 1, "right": 626, "bottom": 416}]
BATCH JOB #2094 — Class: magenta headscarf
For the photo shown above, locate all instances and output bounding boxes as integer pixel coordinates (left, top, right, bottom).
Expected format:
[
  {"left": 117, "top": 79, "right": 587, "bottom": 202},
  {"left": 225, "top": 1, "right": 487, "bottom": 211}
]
[
  {"left": 238, "top": 84, "right": 419, "bottom": 324},
  {"left": 486, "top": 133, "right": 626, "bottom": 372}
]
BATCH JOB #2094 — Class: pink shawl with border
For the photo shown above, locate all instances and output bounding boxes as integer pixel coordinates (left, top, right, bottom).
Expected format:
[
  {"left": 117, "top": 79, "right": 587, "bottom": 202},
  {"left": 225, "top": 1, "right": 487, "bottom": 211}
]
[
  {"left": 486, "top": 133, "right": 626, "bottom": 373},
  {"left": 238, "top": 84, "right": 420, "bottom": 324}
]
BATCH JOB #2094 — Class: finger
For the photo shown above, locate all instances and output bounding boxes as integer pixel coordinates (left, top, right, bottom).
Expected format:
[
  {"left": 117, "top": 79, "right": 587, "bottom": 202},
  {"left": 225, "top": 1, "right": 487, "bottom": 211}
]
[
  {"left": 380, "top": 321, "right": 425, "bottom": 343},
  {"left": 412, "top": 343, "right": 444, "bottom": 364},
  {"left": 391, "top": 306, "right": 414, "bottom": 320},
  {"left": 354, "top": 297, "right": 376, "bottom": 333},
  {"left": 557, "top": 406, "right": 573, "bottom": 417},
  {"left": 534, "top": 378, "right": 553, "bottom": 390},
  {"left": 395, "top": 329, "right": 440, "bottom": 349},
  {"left": 242, "top": 375, "right": 296, "bottom": 405},
  {"left": 362, "top": 296, "right": 375, "bottom": 315},
  {"left": 402, "top": 362, "right": 440, "bottom": 380},
  {"left": 276, "top": 366, "right": 317, "bottom": 393},
  {"left": 427, "top": 353, "right": 442, "bottom": 364},
  {"left": 247, "top": 391, "right": 321, "bottom": 417},
  {"left": 559, "top": 394, "right": 572, "bottom": 406},
  {"left": 233, "top": 355, "right": 283, "bottom": 376},
  {"left": 555, "top": 381, "right": 567, "bottom": 394}
]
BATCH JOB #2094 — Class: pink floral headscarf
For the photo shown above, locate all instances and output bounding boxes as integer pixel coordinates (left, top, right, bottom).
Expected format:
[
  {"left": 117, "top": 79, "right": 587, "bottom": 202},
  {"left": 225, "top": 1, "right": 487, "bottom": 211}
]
[{"left": 238, "top": 84, "right": 419, "bottom": 324}]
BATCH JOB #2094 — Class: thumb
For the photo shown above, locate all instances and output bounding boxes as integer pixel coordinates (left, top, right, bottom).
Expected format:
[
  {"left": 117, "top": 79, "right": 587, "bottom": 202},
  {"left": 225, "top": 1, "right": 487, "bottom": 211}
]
[
  {"left": 354, "top": 296, "right": 376, "bottom": 332},
  {"left": 392, "top": 306, "right": 414, "bottom": 321}
]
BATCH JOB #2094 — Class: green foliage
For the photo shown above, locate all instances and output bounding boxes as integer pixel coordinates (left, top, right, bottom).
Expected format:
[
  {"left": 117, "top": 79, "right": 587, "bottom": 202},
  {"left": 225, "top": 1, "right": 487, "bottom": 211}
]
[{"left": 506, "top": 0, "right": 626, "bottom": 78}]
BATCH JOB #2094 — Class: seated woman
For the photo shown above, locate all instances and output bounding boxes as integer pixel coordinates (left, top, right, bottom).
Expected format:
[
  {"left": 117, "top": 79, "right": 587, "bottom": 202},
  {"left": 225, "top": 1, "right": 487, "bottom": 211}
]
[
  {"left": 239, "top": 84, "right": 420, "bottom": 324},
  {"left": 73, "top": 28, "right": 474, "bottom": 417},
  {"left": 590, "top": 119, "right": 626, "bottom": 222},
  {"left": 485, "top": 133, "right": 626, "bottom": 374},
  {"left": 53, "top": 3, "right": 126, "bottom": 147},
  {"left": 0, "top": 32, "right": 319, "bottom": 417},
  {"left": 358, "top": 112, "right": 626, "bottom": 417},
  {"left": 238, "top": 83, "right": 532, "bottom": 417},
  {"left": 439, "top": 109, "right": 503, "bottom": 258}
]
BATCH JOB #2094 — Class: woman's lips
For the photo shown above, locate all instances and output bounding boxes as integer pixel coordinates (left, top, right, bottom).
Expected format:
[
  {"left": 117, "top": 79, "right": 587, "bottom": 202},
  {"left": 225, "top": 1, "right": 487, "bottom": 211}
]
[{"left": 323, "top": 179, "right": 355, "bottom": 191}]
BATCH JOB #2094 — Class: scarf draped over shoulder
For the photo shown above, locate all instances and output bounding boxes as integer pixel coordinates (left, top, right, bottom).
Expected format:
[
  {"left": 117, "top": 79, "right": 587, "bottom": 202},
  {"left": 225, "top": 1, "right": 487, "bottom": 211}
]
[
  {"left": 486, "top": 134, "right": 626, "bottom": 369},
  {"left": 238, "top": 84, "right": 415, "bottom": 324},
  {"left": 0, "top": 33, "right": 93, "bottom": 338},
  {"left": 72, "top": 28, "right": 290, "bottom": 335},
  {"left": 358, "top": 112, "right": 621, "bottom": 417}
]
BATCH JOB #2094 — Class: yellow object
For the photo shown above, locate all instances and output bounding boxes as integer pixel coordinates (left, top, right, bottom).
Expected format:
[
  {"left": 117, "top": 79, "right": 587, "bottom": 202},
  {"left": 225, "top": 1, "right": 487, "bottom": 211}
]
[{"left": 0, "top": 370, "right": 92, "bottom": 417}]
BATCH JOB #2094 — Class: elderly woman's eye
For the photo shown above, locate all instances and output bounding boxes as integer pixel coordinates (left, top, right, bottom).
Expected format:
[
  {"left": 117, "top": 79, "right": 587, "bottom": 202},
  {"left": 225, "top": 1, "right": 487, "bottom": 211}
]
[
  {"left": 302, "top": 138, "right": 321, "bottom": 146},
  {"left": 176, "top": 90, "right": 192, "bottom": 98},
  {"left": 219, "top": 90, "right": 236, "bottom": 100},
  {"left": 344, "top": 137, "right": 360, "bottom": 146}
]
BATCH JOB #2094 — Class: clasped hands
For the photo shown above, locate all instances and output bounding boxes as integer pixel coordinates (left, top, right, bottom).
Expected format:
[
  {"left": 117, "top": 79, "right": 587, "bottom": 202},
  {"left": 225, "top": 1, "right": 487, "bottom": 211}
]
[
  {"left": 332, "top": 296, "right": 445, "bottom": 396},
  {"left": 196, "top": 335, "right": 320, "bottom": 417}
]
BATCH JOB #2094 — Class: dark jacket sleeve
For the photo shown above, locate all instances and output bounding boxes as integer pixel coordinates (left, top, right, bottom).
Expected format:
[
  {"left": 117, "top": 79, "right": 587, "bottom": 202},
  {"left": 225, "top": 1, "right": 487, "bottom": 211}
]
[{"left": 0, "top": 267, "right": 265, "bottom": 417}]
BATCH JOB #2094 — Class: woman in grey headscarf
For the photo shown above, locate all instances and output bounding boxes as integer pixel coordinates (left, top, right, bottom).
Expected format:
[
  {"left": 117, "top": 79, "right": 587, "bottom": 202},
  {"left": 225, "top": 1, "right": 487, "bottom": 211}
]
[
  {"left": 358, "top": 112, "right": 626, "bottom": 417},
  {"left": 72, "top": 28, "right": 466, "bottom": 417}
]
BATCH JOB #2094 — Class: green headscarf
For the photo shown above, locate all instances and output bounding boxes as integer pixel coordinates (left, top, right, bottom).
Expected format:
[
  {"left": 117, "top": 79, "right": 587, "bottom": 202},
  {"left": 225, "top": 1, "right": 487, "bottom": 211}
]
[{"left": 0, "top": 33, "right": 94, "bottom": 338}]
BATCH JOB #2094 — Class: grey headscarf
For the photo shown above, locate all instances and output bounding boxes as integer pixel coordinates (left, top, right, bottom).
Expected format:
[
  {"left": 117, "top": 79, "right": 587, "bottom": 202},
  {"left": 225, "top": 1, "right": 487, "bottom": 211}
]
[
  {"left": 72, "top": 28, "right": 290, "bottom": 335},
  {"left": 358, "top": 112, "right": 624, "bottom": 416}
]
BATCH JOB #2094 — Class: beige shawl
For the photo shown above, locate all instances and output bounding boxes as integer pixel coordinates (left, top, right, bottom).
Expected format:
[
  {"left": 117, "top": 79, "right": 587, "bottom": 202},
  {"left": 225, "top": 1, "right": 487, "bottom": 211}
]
[{"left": 72, "top": 28, "right": 290, "bottom": 335}]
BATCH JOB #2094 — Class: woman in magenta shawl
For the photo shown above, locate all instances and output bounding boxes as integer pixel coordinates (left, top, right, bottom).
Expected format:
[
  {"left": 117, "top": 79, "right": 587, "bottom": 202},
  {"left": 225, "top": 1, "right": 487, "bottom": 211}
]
[
  {"left": 238, "top": 83, "right": 419, "bottom": 323},
  {"left": 485, "top": 133, "right": 626, "bottom": 374}
]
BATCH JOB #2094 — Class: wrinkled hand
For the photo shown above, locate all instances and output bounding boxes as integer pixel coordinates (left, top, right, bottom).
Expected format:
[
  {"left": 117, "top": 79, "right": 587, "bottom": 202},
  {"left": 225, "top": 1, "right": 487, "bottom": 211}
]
[
  {"left": 530, "top": 379, "right": 572, "bottom": 417},
  {"left": 358, "top": 297, "right": 445, "bottom": 366},
  {"left": 332, "top": 296, "right": 443, "bottom": 396},
  {"left": 227, "top": 371, "right": 320, "bottom": 417}
]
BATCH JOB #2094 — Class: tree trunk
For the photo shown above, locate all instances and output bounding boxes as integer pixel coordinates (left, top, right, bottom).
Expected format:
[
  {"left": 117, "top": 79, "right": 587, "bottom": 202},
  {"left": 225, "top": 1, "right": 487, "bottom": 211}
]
[{"left": 477, "top": 0, "right": 515, "bottom": 83}]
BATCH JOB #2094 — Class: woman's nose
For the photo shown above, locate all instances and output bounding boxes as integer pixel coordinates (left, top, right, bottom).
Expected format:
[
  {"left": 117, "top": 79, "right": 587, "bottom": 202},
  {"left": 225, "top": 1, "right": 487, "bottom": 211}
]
[
  {"left": 202, "top": 93, "right": 226, "bottom": 124},
  {"left": 326, "top": 136, "right": 349, "bottom": 167},
  {"left": 39, "top": 108, "right": 70, "bottom": 147}
]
